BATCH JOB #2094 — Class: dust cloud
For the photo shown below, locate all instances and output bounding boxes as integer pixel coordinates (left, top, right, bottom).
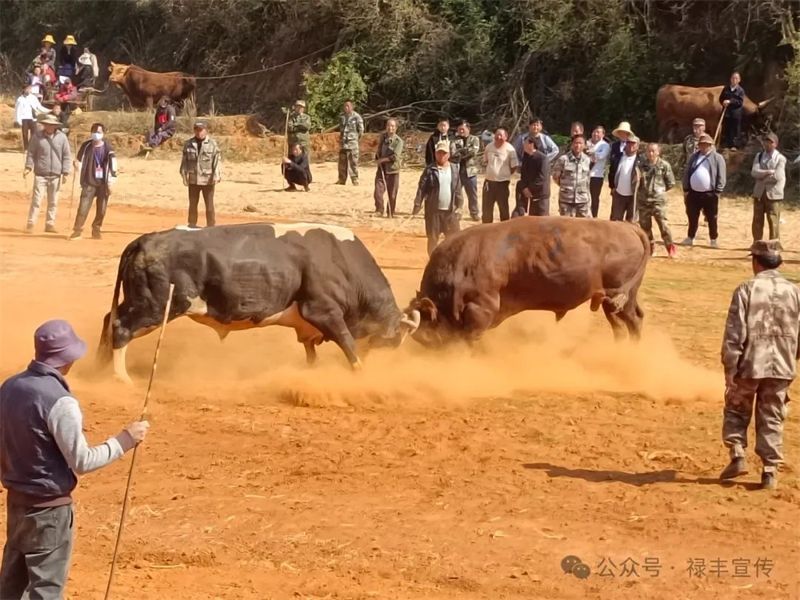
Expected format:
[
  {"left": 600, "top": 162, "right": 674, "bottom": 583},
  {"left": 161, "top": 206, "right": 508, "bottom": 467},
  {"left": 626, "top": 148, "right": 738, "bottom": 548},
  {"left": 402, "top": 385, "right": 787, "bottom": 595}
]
[{"left": 102, "top": 308, "right": 721, "bottom": 409}]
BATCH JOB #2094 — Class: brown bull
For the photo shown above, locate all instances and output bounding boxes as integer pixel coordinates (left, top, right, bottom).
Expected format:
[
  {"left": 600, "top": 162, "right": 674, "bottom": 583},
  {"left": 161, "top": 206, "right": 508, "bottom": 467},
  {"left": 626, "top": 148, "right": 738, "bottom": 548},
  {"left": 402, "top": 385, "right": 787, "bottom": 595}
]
[
  {"left": 404, "top": 217, "right": 650, "bottom": 346},
  {"left": 656, "top": 84, "right": 772, "bottom": 143},
  {"left": 108, "top": 62, "right": 196, "bottom": 109}
]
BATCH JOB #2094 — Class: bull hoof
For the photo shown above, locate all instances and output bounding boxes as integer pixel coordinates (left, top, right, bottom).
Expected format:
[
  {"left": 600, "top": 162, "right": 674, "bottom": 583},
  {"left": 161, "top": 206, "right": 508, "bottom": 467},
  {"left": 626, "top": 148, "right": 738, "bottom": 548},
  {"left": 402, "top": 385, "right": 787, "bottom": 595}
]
[
  {"left": 351, "top": 359, "right": 364, "bottom": 372},
  {"left": 113, "top": 373, "right": 134, "bottom": 385}
]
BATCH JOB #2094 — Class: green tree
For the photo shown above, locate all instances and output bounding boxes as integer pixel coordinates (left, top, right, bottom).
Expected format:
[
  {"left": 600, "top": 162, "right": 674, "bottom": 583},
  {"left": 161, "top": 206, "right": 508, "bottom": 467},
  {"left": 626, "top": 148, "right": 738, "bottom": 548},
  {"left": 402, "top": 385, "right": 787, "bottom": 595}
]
[{"left": 302, "top": 50, "right": 367, "bottom": 130}]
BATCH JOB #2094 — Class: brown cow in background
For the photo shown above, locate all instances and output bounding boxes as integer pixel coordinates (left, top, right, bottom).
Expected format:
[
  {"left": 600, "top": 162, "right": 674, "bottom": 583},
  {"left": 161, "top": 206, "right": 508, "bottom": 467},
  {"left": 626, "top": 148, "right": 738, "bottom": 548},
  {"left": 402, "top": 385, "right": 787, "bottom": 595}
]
[
  {"left": 656, "top": 84, "right": 772, "bottom": 143},
  {"left": 108, "top": 62, "right": 196, "bottom": 109}
]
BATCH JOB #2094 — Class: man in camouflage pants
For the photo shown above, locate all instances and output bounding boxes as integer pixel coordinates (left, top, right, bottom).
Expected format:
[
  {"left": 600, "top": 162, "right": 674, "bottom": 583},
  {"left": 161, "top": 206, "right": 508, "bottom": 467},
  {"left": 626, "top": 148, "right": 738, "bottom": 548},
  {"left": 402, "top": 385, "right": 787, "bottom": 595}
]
[
  {"left": 287, "top": 100, "right": 312, "bottom": 155},
  {"left": 337, "top": 100, "right": 364, "bottom": 185},
  {"left": 637, "top": 143, "right": 677, "bottom": 258},
  {"left": 720, "top": 240, "right": 800, "bottom": 490},
  {"left": 551, "top": 134, "right": 591, "bottom": 217}
]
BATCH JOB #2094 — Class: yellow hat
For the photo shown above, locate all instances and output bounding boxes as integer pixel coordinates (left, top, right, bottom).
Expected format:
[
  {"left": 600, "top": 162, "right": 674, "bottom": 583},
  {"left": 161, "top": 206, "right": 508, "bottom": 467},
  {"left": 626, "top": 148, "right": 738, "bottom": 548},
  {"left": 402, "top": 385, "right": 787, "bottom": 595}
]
[
  {"left": 63, "top": 35, "right": 77, "bottom": 45},
  {"left": 612, "top": 121, "right": 634, "bottom": 138},
  {"left": 41, "top": 34, "right": 55, "bottom": 45}
]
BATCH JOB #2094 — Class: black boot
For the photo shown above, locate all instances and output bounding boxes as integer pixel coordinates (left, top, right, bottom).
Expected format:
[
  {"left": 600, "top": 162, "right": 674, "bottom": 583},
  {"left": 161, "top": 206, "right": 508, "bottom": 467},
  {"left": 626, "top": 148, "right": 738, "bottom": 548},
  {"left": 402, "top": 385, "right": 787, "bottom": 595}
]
[
  {"left": 719, "top": 457, "right": 748, "bottom": 480},
  {"left": 760, "top": 470, "right": 777, "bottom": 490}
]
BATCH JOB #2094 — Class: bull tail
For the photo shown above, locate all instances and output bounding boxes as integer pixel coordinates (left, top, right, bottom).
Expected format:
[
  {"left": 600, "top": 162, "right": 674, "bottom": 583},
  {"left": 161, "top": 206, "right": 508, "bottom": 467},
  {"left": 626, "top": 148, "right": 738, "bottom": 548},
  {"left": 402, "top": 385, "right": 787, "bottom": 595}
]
[
  {"left": 98, "top": 239, "right": 137, "bottom": 364},
  {"left": 631, "top": 224, "right": 651, "bottom": 290}
]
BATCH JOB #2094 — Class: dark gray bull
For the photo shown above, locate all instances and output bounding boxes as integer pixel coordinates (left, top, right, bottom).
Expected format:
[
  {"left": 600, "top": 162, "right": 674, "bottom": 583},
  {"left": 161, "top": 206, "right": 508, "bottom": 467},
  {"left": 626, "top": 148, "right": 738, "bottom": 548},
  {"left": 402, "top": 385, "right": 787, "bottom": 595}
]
[
  {"left": 98, "top": 223, "right": 420, "bottom": 381},
  {"left": 404, "top": 217, "right": 650, "bottom": 346}
]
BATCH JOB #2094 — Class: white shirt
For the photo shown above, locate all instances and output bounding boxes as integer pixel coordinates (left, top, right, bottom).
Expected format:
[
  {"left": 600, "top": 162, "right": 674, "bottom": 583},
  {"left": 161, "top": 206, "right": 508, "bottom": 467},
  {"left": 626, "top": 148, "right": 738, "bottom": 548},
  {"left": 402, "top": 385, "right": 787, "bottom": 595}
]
[
  {"left": 615, "top": 154, "right": 637, "bottom": 195},
  {"left": 484, "top": 142, "right": 518, "bottom": 182},
  {"left": 15, "top": 94, "right": 49, "bottom": 123},
  {"left": 689, "top": 155, "right": 713, "bottom": 192},
  {"left": 437, "top": 165, "right": 453, "bottom": 210},
  {"left": 587, "top": 139, "right": 610, "bottom": 178}
]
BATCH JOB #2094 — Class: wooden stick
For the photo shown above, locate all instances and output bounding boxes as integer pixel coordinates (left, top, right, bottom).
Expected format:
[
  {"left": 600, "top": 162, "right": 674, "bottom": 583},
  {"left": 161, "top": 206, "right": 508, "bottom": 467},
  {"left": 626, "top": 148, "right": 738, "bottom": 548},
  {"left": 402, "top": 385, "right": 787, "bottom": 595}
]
[
  {"left": 103, "top": 282, "right": 175, "bottom": 600},
  {"left": 713, "top": 105, "right": 727, "bottom": 146},
  {"left": 281, "top": 107, "right": 290, "bottom": 179}
]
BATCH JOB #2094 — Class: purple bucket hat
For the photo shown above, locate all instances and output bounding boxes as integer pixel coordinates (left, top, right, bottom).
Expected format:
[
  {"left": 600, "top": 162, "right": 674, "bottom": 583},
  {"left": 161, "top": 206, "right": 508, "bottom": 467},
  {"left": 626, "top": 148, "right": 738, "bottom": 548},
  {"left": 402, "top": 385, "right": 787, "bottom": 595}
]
[{"left": 34, "top": 320, "right": 87, "bottom": 368}]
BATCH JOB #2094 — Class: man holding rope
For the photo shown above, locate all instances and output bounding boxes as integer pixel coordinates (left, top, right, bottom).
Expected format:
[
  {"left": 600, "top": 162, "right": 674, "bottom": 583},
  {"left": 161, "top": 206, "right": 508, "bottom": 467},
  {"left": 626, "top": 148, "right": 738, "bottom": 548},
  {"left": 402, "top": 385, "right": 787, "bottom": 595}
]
[{"left": 0, "top": 320, "right": 149, "bottom": 598}]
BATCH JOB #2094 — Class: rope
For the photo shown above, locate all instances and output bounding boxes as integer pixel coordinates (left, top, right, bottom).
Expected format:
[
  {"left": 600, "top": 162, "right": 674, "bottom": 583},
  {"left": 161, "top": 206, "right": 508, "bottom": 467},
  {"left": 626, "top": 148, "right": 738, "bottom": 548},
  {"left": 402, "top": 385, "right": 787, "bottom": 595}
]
[{"left": 162, "top": 42, "right": 336, "bottom": 81}]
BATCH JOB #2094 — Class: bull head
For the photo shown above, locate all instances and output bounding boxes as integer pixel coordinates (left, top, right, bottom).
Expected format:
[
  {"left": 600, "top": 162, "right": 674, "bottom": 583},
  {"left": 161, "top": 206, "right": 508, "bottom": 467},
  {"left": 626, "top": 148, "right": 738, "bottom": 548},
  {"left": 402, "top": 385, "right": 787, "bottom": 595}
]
[
  {"left": 108, "top": 62, "right": 129, "bottom": 84},
  {"left": 405, "top": 295, "right": 445, "bottom": 347}
]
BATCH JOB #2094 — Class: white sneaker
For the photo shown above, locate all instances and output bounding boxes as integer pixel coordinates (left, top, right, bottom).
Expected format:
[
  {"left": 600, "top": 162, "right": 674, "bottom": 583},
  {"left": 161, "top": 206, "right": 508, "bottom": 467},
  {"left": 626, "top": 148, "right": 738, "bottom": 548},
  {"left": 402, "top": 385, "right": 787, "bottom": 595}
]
[
  {"left": 680, "top": 237, "right": 694, "bottom": 246},
  {"left": 710, "top": 239, "right": 719, "bottom": 249}
]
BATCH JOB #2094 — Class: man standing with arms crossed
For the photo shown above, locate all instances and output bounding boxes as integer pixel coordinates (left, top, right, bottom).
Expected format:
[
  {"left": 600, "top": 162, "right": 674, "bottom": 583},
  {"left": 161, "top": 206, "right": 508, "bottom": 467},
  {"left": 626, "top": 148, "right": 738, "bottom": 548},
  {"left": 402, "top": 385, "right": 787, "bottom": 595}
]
[
  {"left": 0, "top": 320, "right": 149, "bottom": 597},
  {"left": 337, "top": 100, "right": 364, "bottom": 186},
  {"left": 450, "top": 120, "right": 481, "bottom": 221},
  {"left": 719, "top": 241, "right": 799, "bottom": 490}
]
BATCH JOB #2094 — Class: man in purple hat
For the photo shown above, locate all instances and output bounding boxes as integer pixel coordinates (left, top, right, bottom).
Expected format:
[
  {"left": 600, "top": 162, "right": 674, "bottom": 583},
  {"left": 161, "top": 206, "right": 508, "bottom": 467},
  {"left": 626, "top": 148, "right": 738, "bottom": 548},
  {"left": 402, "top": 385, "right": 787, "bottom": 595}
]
[{"left": 0, "top": 320, "right": 149, "bottom": 598}]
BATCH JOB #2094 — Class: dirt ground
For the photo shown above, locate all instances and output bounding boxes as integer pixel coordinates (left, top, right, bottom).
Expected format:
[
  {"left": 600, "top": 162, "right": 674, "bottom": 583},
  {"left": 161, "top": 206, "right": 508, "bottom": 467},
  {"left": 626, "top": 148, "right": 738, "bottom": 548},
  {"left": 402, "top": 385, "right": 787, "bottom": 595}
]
[{"left": 0, "top": 145, "right": 799, "bottom": 600}]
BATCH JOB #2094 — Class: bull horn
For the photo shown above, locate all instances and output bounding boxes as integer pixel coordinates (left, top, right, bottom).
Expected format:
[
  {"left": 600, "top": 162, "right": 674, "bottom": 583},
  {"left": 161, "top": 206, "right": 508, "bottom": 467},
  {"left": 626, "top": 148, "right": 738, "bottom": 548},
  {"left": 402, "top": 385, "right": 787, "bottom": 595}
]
[
  {"left": 757, "top": 97, "right": 774, "bottom": 109},
  {"left": 399, "top": 309, "right": 421, "bottom": 333}
]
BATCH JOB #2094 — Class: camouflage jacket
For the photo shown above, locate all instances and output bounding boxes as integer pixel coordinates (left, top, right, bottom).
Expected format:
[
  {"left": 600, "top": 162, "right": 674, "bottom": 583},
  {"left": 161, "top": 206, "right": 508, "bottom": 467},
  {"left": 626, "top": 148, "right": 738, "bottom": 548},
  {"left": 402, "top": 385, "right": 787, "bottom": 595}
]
[
  {"left": 450, "top": 135, "right": 481, "bottom": 177},
  {"left": 180, "top": 136, "right": 222, "bottom": 186},
  {"left": 552, "top": 151, "right": 591, "bottom": 204},
  {"left": 637, "top": 157, "right": 675, "bottom": 203},
  {"left": 376, "top": 133, "right": 404, "bottom": 174},
  {"left": 287, "top": 112, "right": 312, "bottom": 148},
  {"left": 683, "top": 135, "right": 699, "bottom": 162},
  {"left": 722, "top": 269, "right": 800, "bottom": 381},
  {"left": 339, "top": 111, "right": 364, "bottom": 150}
]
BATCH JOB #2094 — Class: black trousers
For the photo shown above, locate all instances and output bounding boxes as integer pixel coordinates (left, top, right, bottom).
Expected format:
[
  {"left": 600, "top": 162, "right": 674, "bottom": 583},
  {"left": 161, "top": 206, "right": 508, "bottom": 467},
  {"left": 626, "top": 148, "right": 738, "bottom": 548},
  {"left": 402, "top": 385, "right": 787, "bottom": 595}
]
[
  {"left": 21, "top": 119, "right": 35, "bottom": 151},
  {"left": 610, "top": 191, "right": 636, "bottom": 222},
  {"left": 686, "top": 190, "right": 719, "bottom": 240},
  {"left": 722, "top": 115, "right": 741, "bottom": 149},
  {"left": 482, "top": 180, "right": 510, "bottom": 223},
  {"left": 72, "top": 183, "right": 109, "bottom": 235},
  {"left": 513, "top": 181, "right": 549, "bottom": 216},
  {"left": 188, "top": 184, "right": 216, "bottom": 227},
  {"left": 589, "top": 177, "right": 604, "bottom": 218},
  {"left": 374, "top": 169, "right": 400, "bottom": 216},
  {"left": 285, "top": 168, "right": 310, "bottom": 188}
]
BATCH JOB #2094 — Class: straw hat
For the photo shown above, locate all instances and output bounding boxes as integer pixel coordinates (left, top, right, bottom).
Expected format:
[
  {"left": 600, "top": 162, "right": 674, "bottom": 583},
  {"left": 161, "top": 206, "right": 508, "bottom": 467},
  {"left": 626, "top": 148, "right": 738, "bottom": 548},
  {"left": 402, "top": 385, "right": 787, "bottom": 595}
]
[
  {"left": 41, "top": 34, "right": 56, "bottom": 45},
  {"left": 63, "top": 35, "right": 77, "bottom": 45},
  {"left": 37, "top": 113, "right": 64, "bottom": 127},
  {"left": 612, "top": 121, "right": 634, "bottom": 138},
  {"left": 294, "top": 100, "right": 306, "bottom": 108}
]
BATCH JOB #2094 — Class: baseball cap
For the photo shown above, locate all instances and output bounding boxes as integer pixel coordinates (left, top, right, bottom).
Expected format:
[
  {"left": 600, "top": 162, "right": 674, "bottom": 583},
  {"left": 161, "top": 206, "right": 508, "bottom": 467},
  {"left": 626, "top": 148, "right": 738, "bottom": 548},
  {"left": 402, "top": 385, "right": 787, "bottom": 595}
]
[{"left": 434, "top": 140, "right": 450, "bottom": 153}]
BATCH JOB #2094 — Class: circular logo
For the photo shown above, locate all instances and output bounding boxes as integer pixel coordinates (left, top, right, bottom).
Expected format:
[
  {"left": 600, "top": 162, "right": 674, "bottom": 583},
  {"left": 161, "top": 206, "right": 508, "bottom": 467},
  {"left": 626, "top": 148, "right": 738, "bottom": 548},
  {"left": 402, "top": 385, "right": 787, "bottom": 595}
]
[{"left": 561, "top": 555, "right": 582, "bottom": 574}]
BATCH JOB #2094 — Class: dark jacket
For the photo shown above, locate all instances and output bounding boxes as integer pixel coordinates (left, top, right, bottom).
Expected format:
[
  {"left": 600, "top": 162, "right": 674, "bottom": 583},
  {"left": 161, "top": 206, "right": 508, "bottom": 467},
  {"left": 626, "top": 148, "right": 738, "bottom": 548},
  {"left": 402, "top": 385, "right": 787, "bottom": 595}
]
[
  {"left": 0, "top": 361, "right": 77, "bottom": 503},
  {"left": 425, "top": 131, "right": 453, "bottom": 166},
  {"left": 518, "top": 149, "right": 550, "bottom": 199},
  {"left": 608, "top": 140, "right": 627, "bottom": 189},
  {"left": 76, "top": 139, "right": 117, "bottom": 187},
  {"left": 413, "top": 162, "right": 462, "bottom": 214},
  {"left": 719, "top": 85, "right": 745, "bottom": 119},
  {"left": 154, "top": 104, "right": 177, "bottom": 133},
  {"left": 683, "top": 150, "right": 727, "bottom": 194},
  {"left": 285, "top": 151, "right": 312, "bottom": 183}
]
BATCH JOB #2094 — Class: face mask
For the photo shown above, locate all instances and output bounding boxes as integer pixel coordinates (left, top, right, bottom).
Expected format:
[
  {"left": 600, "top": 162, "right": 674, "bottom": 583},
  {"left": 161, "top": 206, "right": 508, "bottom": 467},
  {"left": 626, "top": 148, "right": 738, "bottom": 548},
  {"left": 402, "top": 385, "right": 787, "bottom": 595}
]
[{"left": 92, "top": 132, "right": 104, "bottom": 142}]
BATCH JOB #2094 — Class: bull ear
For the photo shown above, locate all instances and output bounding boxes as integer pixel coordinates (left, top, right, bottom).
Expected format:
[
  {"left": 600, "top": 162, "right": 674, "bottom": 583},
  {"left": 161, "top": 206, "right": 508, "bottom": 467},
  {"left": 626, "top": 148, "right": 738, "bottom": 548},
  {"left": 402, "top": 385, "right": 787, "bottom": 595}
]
[
  {"left": 758, "top": 97, "right": 774, "bottom": 109},
  {"left": 418, "top": 297, "right": 438, "bottom": 323}
]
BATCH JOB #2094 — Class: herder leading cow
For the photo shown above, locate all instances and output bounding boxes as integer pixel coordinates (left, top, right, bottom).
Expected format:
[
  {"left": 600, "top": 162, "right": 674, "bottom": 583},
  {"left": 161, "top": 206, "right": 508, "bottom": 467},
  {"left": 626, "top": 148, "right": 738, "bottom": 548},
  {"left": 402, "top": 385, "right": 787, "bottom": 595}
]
[
  {"left": 405, "top": 217, "right": 649, "bottom": 346},
  {"left": 108, "top": 62, "right": 196, "bottom": 109},
  {"left": 98, "top": 223, "right": 420, "bottom": 381},
  {"left": 656, "top": 84, "right": 772, "bottom": 143}
]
